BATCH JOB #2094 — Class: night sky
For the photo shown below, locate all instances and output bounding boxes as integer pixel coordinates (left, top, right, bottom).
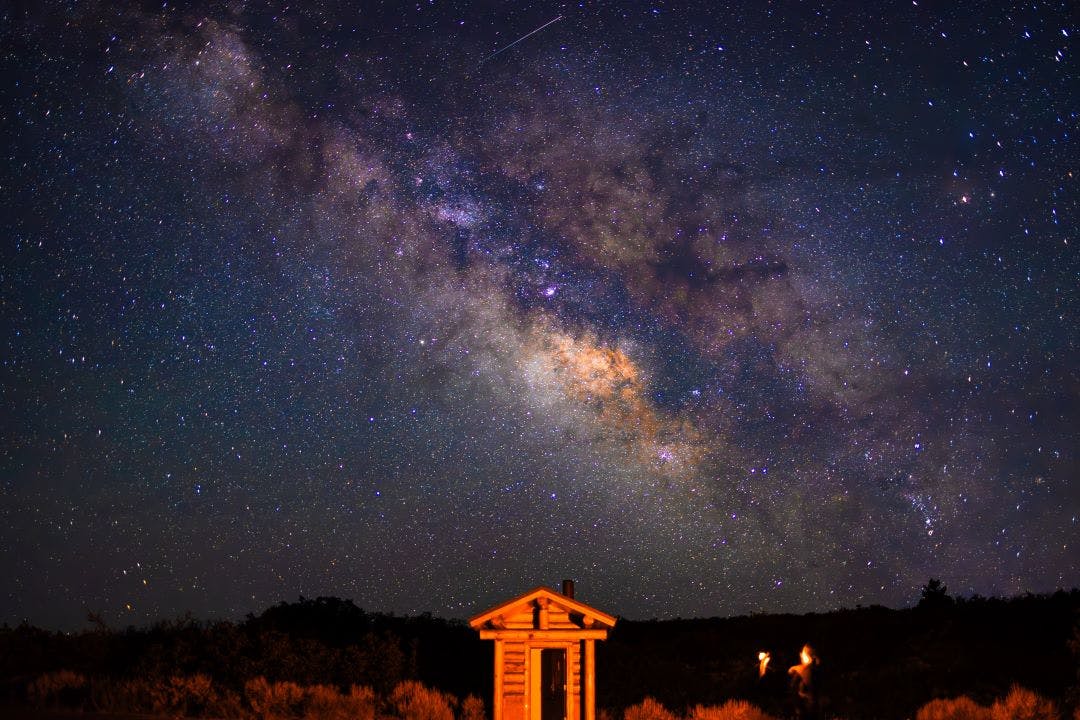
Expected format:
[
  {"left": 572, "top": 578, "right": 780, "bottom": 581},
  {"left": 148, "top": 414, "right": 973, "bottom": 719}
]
[{"left": 2, "top": 1, "right": 1077, "bottom": 630}]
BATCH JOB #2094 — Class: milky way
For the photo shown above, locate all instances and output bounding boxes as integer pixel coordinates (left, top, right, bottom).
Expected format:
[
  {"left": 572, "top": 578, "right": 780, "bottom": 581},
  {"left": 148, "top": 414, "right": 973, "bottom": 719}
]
[{"left": 2, "top": 1, "right": 1077, "bottom": 628}]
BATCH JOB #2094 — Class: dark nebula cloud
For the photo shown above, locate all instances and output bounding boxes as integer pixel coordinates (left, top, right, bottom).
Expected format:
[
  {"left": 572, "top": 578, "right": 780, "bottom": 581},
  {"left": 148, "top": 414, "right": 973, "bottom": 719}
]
[{"left": 2, "top": 1, "right": 1076, "bottom": 628}]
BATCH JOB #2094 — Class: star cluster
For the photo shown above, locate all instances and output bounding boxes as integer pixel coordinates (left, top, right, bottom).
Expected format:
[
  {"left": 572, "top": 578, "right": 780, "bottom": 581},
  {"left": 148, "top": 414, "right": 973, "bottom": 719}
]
[{"left": 1, "top": 1, "right": 1076, "bottom": 628}]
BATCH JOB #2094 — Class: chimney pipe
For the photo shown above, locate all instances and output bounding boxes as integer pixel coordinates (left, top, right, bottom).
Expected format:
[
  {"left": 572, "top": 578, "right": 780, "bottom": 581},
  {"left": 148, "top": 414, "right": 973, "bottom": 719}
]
[{"left": 562, "top": 578, "right": 575, "bottom": 598}]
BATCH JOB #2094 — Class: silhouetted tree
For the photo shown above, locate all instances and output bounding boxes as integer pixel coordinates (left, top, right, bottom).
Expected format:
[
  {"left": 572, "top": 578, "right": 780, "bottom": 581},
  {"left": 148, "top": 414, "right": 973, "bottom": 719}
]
[{"left": 918, "top": 579, "right": 954, "bottom": 611}]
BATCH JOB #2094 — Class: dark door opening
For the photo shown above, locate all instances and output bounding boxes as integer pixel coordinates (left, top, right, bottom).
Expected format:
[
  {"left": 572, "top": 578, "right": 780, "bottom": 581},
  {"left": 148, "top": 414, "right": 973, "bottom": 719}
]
[{"left": 540, "top": 648, "right": 566, "bottom": 720}]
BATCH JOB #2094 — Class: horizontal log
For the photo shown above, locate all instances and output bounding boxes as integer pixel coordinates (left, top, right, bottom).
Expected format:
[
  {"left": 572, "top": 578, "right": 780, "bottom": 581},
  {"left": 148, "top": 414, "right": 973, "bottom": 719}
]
[{"left": 479, "top": 629, "right": 610, "bottom": 641}]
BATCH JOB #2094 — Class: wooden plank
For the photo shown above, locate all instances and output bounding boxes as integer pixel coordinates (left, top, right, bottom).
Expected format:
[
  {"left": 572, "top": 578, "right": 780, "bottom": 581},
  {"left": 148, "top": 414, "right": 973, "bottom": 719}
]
[
  {"left": 584, "top": 639, "right": 596, "bottom": 720},
  {"left": 479, "top": 629, "right": 610, "bottom": 640},
  {"left": 494, "top": 640, "right": 504, "bottom": 720},
  {"left": 506, "top": 609, "right": 535, "bottom": 625},
  {"left": 505, "top": 694, "right": 525, "bottom": 720}
]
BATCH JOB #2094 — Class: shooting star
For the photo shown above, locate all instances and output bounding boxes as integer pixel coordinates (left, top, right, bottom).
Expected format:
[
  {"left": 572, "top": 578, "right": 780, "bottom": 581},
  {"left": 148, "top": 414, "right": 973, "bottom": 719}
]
[{"left": 477, "top": 15, "right": 564, "bottom": 68}]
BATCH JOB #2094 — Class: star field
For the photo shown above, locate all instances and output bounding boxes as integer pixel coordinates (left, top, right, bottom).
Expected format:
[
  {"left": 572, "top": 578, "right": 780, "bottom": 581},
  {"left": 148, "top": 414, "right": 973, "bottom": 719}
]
[{"left": 1, "top": 1, "right": 1077, "bottom": 629}]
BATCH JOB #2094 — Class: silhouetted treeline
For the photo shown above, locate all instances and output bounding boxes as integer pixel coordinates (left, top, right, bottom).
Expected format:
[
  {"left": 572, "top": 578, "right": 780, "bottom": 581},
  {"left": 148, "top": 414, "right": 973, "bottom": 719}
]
[
  {"left": 2, "top": 586, "right": 1078, "bottom": 719},
  {"left": 0, "top": 596, "right": 491, "bottom": 707}
]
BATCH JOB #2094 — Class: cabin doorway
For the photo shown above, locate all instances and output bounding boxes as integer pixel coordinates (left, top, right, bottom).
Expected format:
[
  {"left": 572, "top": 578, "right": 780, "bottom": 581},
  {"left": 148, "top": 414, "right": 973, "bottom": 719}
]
[{"left": 530, "top": 648, "right": 567, "bottom": 720}]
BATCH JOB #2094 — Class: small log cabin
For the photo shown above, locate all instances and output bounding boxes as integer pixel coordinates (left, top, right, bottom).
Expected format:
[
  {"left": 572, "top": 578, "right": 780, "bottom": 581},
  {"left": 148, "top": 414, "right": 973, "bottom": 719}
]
[{"left": 469, "top": 581, "right": 616, "bottom": 720}]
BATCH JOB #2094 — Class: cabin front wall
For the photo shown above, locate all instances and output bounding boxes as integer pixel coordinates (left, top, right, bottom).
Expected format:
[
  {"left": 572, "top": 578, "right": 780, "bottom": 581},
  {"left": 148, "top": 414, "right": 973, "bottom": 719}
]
[{"left": 496, "top": 638, "right": 581, "bottom": 720}]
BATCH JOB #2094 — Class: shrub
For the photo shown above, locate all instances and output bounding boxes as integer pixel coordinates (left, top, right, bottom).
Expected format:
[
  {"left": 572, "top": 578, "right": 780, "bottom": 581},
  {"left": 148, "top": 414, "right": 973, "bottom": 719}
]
[
  {"left": 688, "top": 700, "right": 777, "bottom": 720},
  {"left": 989, "top": 686, "right": 1060, "bottom": 720},
  {"left": 624, "top": 697, "right": 678, "bottom": 720},
  {"left": 208, "top": 685, "right": 245, "bottom": 718},
  {"left": 916, "top": 696, "right": 992, "bottom": 720},
  {"left": 27, "top": 670, "right": 87, "bottom": 708},
  {"left": 302, "top": 683, "right": 348, "bottom": 720},
  {"left": 246, "top": 676, "right": 306, "bottom": 719},
  {"left": 85, "top": 675, "right": 171, "bottom": 714},
  {"left": 390, "top": 680, "right": 457, "bottom": 720},
  {"left": 461, "top": 694, "right": 487, "bottom": 720},
  {"left": 89, "top": 676, "right": 143, "bottom": 713},
  {"left": 343, "top": 685, "right": 379, "bottom": 720},
  {"left": 165, "top": 673, "right": 216, "bottom": 716},
  {"left": 136, "top": 676, "right": 173, "bottom": 714},
  {"left": 298, "top": 683, "right": 379, "bottom": 720}
]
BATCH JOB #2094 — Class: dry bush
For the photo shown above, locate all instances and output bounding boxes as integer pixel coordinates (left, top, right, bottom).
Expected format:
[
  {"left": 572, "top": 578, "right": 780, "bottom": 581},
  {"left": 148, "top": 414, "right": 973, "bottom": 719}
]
[
  {"left": 162, "top": 673, "right": 216, "bottom": 715},
  {"left": 390, "top": 680, "right": 457, "bottom": 720},
  {"left": 87, "top": 676, "right": 163, "bottom": 714},
  {"left": 89, "top": 677, "right": 142, "bottom": 713},
  {"left": 142, "top": 677, "right": 174, "bottom": 715},
  {"left": 141, "top": 676, "right": 175, "bottom": 714},
  {"left": 302, "top": 683, "right": 350, "bottom": 720},
  {"left": 916, "top": 696, "right": 992, "bottom": 720},
  {"left": 688, "top": 700, "right": 777, "bottom": 720},
  {"left": 83, "top": 675, "right": 170, "bottom": 714},
  {"left": 624, "top": 697, "right": 678, "bottom": 720},
  {"left": 27, "top": 670, "right": 87, "bottom": 707},
  {"left": 208, "top": 685, "right": 246, "bottom": 718},
  {"left": 990, "top": 686, "right": 1060, "bottom": 720},
  {"left": 343, "top": 685, "right": 380, "bottom": 720},
  {"left": 461, "top": 694, "right": 487, "bottom": 720},
  {"left": 246, "top": 676, "right": 306, "bottom": 719},
  {"left": 301, "top": 683, "right": 379, "bottom": 720}
]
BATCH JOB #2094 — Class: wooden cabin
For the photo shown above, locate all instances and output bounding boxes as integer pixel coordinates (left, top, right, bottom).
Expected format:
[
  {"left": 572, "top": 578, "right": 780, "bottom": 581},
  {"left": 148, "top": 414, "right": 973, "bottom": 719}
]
[{"left": 470, "top": 581, "right": 616, "bottom": 720}]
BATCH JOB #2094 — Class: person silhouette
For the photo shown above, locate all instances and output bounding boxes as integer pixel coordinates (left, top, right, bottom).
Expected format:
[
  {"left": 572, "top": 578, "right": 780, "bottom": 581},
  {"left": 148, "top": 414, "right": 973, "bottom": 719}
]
[{"left": 788, "top": 644, "right": 821, "bottom": 720}]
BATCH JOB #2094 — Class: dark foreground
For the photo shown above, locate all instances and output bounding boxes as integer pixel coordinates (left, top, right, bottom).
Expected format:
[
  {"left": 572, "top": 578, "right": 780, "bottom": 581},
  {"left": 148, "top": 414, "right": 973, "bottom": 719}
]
[{"left": 3, "top": 587, "right": 1078, "bottom": 719}]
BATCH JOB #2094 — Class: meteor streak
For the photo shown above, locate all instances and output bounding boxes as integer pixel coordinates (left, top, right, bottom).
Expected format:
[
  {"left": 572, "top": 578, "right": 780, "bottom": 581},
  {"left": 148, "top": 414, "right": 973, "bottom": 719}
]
[{"left": 477, "top": 15, "right": 564, "bottom": 67}]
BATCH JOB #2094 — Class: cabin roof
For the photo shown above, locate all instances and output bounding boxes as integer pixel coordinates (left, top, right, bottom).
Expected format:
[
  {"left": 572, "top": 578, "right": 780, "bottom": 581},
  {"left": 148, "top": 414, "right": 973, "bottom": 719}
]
[{"left": 469, "top": 586, "right": 618, "bottom": 629}]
